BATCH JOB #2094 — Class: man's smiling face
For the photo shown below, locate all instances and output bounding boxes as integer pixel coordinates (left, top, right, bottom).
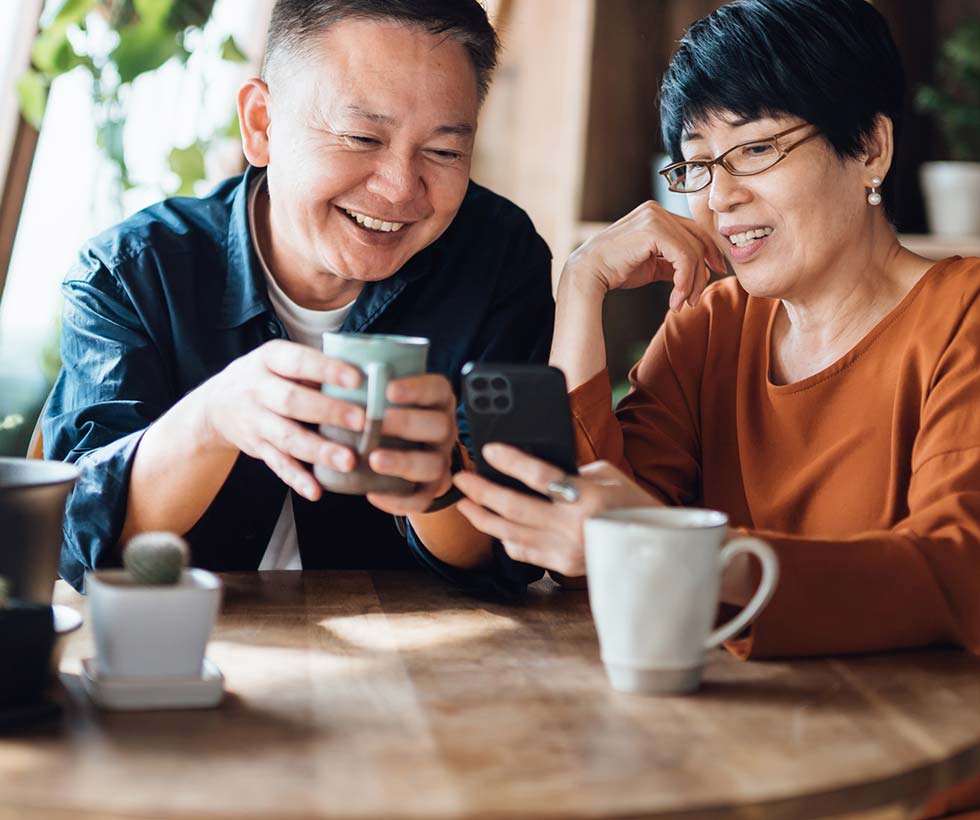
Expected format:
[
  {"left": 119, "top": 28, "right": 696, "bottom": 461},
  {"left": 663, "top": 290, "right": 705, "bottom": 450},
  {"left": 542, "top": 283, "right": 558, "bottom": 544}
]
[{"left": 244, "top": 18, "right": 479, "bottom": 301}]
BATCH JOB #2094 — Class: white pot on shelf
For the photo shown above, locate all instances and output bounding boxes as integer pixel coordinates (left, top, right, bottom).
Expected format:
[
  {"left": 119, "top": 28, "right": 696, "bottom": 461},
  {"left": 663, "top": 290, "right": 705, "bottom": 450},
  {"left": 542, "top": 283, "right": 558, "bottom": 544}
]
[
  {"left": 920, "top": 161, "right": 980, "bottom": 237},
  {"left": 86, "top": 568, "right": 222, "bottom": 679}
]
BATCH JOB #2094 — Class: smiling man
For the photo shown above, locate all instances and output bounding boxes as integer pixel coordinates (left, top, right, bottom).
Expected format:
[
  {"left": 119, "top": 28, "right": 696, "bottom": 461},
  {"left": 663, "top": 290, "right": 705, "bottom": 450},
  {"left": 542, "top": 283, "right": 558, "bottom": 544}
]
[{"left": 45, "top": 0, "right": 551, "bottom": 596}]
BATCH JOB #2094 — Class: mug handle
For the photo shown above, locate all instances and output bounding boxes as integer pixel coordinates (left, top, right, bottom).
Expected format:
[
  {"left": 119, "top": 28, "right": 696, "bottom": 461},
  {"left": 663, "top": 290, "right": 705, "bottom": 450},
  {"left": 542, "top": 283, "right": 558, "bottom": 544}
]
[
  {"left": 358, "top": 361, "right": 390, "bottom": 455},
  {"left": 704, "top": 537, "right": 779, "bottom": 649}
]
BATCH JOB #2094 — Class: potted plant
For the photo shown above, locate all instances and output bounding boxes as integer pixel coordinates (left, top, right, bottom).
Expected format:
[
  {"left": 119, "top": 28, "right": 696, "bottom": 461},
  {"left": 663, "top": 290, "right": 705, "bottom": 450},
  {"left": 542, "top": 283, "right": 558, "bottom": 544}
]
[
  {"left": 915, "top": 22, "right": 980, "bottom": 237},
  {"left": 17, "top": 0, "right": 248, "bottom": 213},
  {"left": 86, "top": 533, "right": 222, "bottom": 680}
]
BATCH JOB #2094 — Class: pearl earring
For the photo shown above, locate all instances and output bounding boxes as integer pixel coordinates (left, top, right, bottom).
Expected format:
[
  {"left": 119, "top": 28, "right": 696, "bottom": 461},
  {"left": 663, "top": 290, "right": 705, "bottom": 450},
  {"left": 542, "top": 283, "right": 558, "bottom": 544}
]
[{"left": 868, "top": 177, "right": 882, "bottom": 206}]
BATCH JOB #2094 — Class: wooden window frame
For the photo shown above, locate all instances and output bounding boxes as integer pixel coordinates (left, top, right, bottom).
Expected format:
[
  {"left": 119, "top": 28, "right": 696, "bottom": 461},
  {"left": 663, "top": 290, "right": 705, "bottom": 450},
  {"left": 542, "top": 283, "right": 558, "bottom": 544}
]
[{"left": 0, "top": 0, "right": 43, "bottom": 305}]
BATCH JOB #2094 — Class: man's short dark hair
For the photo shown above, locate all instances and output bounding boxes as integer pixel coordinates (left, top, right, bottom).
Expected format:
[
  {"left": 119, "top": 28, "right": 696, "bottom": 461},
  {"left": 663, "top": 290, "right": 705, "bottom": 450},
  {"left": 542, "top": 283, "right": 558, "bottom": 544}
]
[
  {"left": 660, "top": 0, "right": 905, "bottom": 206},
  {"left": 263, "top": 0, "right": 499, "bottom": 103}
]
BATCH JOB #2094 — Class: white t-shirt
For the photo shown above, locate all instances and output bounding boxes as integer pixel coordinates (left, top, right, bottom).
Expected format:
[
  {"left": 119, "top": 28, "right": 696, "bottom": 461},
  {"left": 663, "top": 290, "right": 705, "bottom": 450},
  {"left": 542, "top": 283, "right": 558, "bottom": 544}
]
[{"left": 246, "top": 173, "right": 356, "bottom": 570}]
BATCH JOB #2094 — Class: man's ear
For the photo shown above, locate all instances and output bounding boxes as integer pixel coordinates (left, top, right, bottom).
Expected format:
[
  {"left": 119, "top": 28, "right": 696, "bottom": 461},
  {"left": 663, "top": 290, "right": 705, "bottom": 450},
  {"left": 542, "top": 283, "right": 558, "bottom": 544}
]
[
  {"left": 238, "top": 78, "right": 272, "bottom": 168},
  {"left": 862, "top": 113, "right": 894, "bottom": 184}
]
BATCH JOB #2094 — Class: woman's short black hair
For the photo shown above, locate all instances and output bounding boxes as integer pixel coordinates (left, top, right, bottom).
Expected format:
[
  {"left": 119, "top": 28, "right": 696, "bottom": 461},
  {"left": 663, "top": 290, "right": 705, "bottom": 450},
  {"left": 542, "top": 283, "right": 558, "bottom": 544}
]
[
  {"left": 660, "top": 0, "right": 905, "bottom": 169},
  {"left": 264, "top": 0, "right": 498, "bottom": 103}
]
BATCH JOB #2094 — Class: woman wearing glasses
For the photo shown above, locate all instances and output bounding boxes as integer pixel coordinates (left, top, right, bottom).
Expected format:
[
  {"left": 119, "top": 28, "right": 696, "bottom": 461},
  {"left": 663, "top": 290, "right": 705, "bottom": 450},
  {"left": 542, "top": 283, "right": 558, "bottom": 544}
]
[{"left": 454, "top": 0, "right": 980, "bottom": 665}]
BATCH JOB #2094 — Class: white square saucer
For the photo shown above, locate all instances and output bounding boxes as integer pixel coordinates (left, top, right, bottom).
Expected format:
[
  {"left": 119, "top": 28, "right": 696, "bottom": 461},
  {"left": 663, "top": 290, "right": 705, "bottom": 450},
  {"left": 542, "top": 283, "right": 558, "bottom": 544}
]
[{"left": 80, "top": 657, "right": 224, "bottom": 711}]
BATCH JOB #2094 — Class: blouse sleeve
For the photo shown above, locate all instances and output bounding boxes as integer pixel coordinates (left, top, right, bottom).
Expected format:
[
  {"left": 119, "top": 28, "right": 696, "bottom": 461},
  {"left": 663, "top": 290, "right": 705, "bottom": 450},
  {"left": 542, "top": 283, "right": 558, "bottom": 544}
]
[{"left": 568, "top": 296, "right": 712, "bottom": 506}]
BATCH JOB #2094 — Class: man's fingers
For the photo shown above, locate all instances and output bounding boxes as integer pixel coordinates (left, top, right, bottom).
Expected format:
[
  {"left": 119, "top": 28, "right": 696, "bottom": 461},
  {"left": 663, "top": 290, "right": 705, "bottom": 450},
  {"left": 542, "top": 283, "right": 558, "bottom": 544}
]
[
  {"left": 262, "top": 340, "right": 361, "bottom": 388},
  {"left": 256, "top": 414, "right": 355, "bottom": 470},
  {"left": 369, "top": 448, "right": 446, "bottom": 483},
  {"left": 386, "top": 374, "right": 455, "bottom": 409},
  {"left": 255, "top": 442, "right": 322, "bottom": 501},
  {"left": 380, "top": 406, "right": 454, "bottom": 444},
  {"left": 260, "top": 377, "right": 365, "bottom": 429}
]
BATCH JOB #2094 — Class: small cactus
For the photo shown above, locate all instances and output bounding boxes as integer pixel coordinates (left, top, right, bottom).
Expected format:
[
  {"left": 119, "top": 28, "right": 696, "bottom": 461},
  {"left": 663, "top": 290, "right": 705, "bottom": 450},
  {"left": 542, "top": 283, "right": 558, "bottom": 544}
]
[{"left": 123, "top": 532, "right": 189, "bottom": 585}]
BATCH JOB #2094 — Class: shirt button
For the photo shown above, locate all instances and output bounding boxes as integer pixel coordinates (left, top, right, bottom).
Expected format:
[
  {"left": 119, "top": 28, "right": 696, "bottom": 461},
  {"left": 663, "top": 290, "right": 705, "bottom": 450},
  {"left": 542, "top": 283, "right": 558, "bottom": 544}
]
[{"left": 265, "top": 319, "right": 282, "bottom": 339}]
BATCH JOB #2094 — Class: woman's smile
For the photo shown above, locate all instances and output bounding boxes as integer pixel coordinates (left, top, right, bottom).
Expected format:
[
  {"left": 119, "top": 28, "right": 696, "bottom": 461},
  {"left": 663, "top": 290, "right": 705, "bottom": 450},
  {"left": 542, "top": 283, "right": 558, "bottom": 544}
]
[{"left": 721, "top": 224, "right": 774, "bottom": 263}]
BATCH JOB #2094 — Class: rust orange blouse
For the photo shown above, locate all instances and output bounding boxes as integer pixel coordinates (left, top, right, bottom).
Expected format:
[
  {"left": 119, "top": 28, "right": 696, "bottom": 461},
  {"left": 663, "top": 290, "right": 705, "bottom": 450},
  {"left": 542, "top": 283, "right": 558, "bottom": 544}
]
[{"left": 569, "top": 256, "right": 980, "bottom": 660}]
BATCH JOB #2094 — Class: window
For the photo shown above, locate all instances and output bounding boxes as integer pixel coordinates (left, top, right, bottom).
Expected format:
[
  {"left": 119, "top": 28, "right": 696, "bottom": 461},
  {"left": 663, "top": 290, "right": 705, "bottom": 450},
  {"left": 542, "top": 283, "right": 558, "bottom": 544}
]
[{"left": 0, "top": 0, "right": 272, "bottom": 456}]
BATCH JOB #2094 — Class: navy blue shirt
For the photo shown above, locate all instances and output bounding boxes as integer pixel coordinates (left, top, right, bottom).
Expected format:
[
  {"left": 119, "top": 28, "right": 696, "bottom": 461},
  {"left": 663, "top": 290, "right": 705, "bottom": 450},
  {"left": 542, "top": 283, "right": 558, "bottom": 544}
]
[{"left": 45, "top": 166, "right": 553, "bottom": 595}]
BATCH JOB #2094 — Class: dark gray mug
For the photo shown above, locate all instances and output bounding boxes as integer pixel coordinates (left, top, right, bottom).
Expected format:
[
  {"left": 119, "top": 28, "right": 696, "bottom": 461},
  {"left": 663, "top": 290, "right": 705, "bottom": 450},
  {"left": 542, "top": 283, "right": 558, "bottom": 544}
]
[
  {"left": 315, "top": 332, "right": 430, "bottom": 496},
  {"left": 0, "top": 458, "right": 80, "bottom": 604}
]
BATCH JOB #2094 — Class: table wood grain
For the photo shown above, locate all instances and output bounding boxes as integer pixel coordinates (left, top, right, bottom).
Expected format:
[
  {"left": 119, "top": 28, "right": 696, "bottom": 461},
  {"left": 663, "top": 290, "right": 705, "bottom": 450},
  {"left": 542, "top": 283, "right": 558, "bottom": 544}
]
[{"left": 2, "top": 571, "right": 979, "bottom": 820}]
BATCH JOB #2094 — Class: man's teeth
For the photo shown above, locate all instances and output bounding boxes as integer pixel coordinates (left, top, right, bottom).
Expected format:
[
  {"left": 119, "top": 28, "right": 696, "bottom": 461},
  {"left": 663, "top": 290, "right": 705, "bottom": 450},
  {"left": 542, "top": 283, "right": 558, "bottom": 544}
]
[
  {"left": 344, "top": 208, "right": 405, "bottom": 233},
  {"left": 729, "top": 227, "right": 773, "bottom": 248}
]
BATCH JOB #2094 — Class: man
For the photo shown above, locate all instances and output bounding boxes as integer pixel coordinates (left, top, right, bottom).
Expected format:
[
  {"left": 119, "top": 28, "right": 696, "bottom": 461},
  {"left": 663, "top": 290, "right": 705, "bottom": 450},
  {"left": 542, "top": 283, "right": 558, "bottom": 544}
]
[{"left": 44, "top": 0, "right": 552, "bottom": 596}]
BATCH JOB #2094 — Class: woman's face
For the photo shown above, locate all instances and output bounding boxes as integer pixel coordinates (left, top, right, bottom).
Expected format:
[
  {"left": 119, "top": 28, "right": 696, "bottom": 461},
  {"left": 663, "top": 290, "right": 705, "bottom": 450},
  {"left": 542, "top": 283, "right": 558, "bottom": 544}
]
[{"left": 682, "top": 113, "right": 872, "bottom": 301}]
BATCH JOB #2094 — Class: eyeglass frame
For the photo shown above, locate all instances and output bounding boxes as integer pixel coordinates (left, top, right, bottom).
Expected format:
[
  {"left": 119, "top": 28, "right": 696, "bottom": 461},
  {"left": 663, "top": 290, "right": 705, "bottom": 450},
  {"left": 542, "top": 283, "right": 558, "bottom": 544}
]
[{"left": 658, "top": 122, "right": 821, "bottom": 194}]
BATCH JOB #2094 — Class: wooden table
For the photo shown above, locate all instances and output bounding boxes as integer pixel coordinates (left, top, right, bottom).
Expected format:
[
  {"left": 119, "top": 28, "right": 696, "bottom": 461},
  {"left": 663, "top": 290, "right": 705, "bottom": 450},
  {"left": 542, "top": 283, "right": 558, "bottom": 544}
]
[{"left": 2, "top": 571, "right": 980, "bottom": 820}]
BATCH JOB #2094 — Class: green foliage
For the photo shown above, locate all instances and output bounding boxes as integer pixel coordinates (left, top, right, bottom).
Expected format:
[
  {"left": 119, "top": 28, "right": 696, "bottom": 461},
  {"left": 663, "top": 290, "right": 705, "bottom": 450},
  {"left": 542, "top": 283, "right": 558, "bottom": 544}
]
[
  {"left": 53, "top": 0, "right": 100, "bottom": 25},
  {"left": 112, "top": 18, "right": 184, "bottom": 84},
  {"left": 20, "top": 0, "right": 247, "bottom": 199},
  {"left": 168, "top": 141, "right": 206, "bottom": 196},
  {"left": 0, "top": 416, "right": 25, "bottom": 433},
  {"left": 220, "top": 34, "right": 248, "bottom": 63},
  {"left": 165, "top": 0, "right": 216, "bottom": 30},
  {"left": 16, "top": 71, "right": 49, "bottom": 130},
  {"left": 611, "top": 341, "right": 649, "bottom": 407},
  {"left": 40, "top": 313, "right": 63, "bottom": 385},
  {"left": 915, "top": 22, "right": 980, "bottom": 162}
]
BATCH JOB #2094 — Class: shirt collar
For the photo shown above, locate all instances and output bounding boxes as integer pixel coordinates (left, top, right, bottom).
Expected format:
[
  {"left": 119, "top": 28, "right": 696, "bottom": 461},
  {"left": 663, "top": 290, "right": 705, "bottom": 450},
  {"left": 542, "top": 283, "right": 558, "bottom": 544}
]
[{"left": 218, "top": 164, "right": 270, "bottom": 329}]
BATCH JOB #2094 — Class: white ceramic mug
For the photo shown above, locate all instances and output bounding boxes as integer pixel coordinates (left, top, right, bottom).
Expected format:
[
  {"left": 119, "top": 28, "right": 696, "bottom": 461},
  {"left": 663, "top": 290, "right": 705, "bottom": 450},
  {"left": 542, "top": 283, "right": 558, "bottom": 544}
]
[{"left": 584, "top": 508, "right": 778, "bottom": 695}]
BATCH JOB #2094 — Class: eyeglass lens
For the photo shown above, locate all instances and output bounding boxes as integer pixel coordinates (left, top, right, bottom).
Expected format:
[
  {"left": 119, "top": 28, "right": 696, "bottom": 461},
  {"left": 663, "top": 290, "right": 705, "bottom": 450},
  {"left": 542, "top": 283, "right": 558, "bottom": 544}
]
[{"left": 668, "top": 139, "right": 783, "bottom": 192}]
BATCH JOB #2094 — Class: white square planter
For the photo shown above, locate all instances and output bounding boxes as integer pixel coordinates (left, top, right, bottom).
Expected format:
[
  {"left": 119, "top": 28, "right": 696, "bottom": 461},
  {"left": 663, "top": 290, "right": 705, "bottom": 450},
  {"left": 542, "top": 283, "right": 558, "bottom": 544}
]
[
  {"left": 86, "top": 568, "right": 222, "bottom": 679},
  {"left": 920, "top": 161, "right": 980, "bottom": 237}
]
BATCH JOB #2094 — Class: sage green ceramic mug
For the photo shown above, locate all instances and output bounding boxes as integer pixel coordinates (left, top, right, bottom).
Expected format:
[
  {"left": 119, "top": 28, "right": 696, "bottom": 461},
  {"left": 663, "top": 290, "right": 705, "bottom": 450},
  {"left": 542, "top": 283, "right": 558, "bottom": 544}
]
[{"left": 315, "top": 332, "right": 431, "bottom": 496}]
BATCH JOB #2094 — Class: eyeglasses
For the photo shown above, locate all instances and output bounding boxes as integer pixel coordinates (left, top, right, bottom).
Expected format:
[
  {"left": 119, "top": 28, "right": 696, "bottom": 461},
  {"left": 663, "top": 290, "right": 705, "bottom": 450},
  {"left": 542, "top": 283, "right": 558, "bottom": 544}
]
[{"left": 659, "top": 123, "right": 820, "bottom": 194}]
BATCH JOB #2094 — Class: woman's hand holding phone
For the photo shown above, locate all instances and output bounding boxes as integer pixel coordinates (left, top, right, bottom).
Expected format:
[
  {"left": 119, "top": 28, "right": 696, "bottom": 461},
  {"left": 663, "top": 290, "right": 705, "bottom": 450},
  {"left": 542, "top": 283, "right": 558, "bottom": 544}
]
[{"left": 454, "top": 447, "right": 660, "bottom": 577}]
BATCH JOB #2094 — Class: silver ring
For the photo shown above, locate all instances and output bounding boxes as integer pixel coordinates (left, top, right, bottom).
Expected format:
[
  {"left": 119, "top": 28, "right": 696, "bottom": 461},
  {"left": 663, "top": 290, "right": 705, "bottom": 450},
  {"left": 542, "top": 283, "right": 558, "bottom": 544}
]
[{"left": 545, "top": 476, "right": 580, "bottom": 504}]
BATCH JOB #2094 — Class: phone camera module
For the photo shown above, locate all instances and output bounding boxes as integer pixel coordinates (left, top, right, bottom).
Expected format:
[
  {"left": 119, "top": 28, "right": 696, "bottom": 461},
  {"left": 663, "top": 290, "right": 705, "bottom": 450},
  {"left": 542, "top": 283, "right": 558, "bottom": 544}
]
[{"left": 467, "top": 372, "right": 513, "bottom": 414}]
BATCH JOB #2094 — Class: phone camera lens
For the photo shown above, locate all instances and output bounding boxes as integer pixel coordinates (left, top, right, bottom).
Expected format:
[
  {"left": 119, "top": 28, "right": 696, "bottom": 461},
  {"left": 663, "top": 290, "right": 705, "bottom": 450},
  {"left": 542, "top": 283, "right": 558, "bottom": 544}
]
[
  {"left": 474, "top": 395, "right": 491, "bottom": 411},
  {"left": 471, "top": 377, "right": 489, "bottom": 392},
  {"left": 492, "top": 395, "right": 511, "bottom": 411},
  {"left": 490, "top": 377, "right": 507, "bottom": 391}
]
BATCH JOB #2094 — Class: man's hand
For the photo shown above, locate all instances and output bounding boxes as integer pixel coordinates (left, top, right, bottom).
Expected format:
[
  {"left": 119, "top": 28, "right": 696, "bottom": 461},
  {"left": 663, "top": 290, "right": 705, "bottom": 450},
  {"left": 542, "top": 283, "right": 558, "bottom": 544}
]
[
  {"left": 365, "top": 374, "right": 458, "bottom": 515},
  {"left": 199, "top": 340, "right": 366, "bottom": 500}
]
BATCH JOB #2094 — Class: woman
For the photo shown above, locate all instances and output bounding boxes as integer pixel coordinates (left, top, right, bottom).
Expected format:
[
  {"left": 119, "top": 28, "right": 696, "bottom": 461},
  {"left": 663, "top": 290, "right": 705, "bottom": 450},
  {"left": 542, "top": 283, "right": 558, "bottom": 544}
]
[{"left": 454, "top": 0, "right": 980, "bottom": 665}]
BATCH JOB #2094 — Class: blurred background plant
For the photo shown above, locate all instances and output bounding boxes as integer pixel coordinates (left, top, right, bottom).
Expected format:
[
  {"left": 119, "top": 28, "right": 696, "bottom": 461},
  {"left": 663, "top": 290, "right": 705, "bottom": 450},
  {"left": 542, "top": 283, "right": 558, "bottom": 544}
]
[
  {"left": 0, "top": 0, "right": 255, "bottom": 457},
  {"left": 915, "top": 21, "right": 980, "bottom": 162},
  {"left": 18, "top": 0, "right": 247, "bottom": 213},
  {"left": 915, "top": 21, "right": 980, "bottom": 238}
]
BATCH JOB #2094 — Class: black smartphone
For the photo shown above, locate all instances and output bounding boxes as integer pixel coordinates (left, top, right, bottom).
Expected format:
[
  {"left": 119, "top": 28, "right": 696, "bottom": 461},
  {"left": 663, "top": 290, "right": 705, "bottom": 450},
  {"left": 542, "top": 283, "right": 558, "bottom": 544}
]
[{"left": 461, "top": 362, "right": 578, "bottom": 499}]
